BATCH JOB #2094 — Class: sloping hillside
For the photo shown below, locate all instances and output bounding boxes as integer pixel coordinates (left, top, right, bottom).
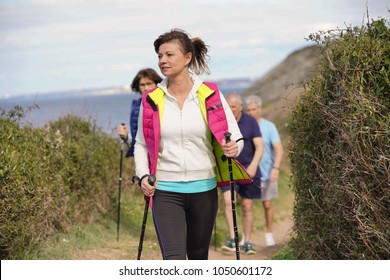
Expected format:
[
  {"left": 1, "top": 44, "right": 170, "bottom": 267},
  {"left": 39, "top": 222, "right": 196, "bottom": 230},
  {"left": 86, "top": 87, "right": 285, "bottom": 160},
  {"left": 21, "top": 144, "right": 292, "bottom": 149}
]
[{"left": 242, "top": 45, "right": 321, "bottom": 121}]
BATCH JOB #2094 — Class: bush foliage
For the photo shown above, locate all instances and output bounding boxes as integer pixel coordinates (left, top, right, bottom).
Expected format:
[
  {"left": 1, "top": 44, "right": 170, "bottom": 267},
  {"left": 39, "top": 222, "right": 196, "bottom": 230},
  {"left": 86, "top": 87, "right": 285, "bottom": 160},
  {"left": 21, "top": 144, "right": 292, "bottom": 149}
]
[
  {"left": 0, "top": 108, "right": 133, "bottom": 259},
  {"left": 288, "top": 17, "right": 389, "bottom": 259}
]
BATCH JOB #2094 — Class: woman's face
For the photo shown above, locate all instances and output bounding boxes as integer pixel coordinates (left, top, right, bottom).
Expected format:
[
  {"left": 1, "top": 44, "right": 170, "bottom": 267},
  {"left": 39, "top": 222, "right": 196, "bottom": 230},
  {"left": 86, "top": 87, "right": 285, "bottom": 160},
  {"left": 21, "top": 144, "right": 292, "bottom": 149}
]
[
  {"left": 157, "top": 40, "right": 192, "bottom": 78},
  {"left": 139, "top": 77, "right": 156, "bottom": 94}
]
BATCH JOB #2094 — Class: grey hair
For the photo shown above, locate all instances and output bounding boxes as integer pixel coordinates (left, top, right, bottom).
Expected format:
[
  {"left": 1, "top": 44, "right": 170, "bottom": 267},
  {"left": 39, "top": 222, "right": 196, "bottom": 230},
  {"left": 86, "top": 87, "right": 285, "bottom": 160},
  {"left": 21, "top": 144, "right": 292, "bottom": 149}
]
[
  {"left": 245, "top": 95, "right": 262, "bottom": 107},
  {"left": 225, "top": 92, "right": 243, "bottom": 105}
]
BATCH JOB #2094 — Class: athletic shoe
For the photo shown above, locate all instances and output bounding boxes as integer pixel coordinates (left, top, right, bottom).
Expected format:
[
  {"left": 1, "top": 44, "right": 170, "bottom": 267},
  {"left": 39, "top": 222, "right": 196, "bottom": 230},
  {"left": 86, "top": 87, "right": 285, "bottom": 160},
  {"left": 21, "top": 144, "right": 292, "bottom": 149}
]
[
  {"left": 243, "top": 242, "right": 256, "bottom": 255},
  {"left": 265, "top": 232, "right": 276, "bottom": 246},
  {"left": 221, "top": 238, "right": 236, "bottom": 252}
]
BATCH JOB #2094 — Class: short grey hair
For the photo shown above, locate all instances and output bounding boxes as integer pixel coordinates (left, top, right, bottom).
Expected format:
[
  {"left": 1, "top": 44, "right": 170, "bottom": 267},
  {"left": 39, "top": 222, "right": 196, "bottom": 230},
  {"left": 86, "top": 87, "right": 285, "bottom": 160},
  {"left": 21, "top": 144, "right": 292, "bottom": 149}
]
[
  {"left": 245, "top": 95, "right": 262, "bottom": 107},
  {"left": 225, "top": 92, "right": 243, "bottom": 105}
]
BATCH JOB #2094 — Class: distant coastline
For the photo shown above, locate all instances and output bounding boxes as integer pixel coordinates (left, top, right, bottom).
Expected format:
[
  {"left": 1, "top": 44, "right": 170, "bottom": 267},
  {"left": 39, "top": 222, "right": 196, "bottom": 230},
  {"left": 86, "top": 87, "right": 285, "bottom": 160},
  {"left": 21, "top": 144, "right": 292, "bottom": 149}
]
[
  {"left": 1, "top": 77, "right": 254, "bottom": 101},
  {"left": 1, "top": 79, "right": 252, "bottom": 136}
]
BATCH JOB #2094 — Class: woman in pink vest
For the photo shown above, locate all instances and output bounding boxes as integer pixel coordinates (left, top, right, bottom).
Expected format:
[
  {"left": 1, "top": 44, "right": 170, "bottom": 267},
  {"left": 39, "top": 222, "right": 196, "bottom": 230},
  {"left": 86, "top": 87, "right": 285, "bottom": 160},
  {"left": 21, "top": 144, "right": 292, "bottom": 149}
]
[{"left": 134, "top": 28, "right": 244, "bottom": 260}]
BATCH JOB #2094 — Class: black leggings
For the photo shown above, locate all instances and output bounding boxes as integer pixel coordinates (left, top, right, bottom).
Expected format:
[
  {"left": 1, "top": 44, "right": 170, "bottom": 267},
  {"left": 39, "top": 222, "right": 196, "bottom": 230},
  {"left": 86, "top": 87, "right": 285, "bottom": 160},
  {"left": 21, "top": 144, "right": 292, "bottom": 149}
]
[{"left": 152, "top": 188, "right": 218, "bottom": 260}]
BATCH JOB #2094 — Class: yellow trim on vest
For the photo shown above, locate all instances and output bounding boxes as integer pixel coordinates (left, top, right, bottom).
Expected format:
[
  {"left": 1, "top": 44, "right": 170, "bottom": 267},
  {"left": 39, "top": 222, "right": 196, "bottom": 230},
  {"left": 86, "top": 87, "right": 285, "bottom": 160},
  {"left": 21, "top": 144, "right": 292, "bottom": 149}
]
[
  {"left": 148, "top": 88, "right": 165, "bottom": 122},
  {"left": 196, "top": 84, "right": 227, "bottom": 183},
  {"left": 196, "top": 83, "right": 214, "bottom": 124}
]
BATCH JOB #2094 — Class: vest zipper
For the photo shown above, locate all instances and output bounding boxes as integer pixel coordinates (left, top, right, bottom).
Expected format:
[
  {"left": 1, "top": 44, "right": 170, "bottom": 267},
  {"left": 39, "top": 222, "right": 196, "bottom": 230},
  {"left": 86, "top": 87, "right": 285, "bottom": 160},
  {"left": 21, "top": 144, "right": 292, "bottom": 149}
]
[{"left": 180, "top": 109, "right": 187, "bottom": 180}]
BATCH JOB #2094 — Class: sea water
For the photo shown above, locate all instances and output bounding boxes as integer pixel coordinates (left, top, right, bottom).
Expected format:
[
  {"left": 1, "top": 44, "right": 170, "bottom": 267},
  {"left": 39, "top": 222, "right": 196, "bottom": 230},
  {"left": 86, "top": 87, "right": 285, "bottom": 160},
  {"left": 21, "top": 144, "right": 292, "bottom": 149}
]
[{"left": 1, "top": 85, "right": 248, "bottom": 137}]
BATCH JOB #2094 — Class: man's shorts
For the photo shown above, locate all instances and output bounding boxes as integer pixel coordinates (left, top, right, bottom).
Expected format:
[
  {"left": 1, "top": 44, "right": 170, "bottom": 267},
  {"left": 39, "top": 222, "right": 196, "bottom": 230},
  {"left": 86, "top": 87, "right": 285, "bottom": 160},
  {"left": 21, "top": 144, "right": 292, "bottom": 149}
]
[
  {"left": 220, "top": 178, "right": 261, "bottom": 199},
  {"left": 260, "top": 180, "right": 278, "bottom": 201}
]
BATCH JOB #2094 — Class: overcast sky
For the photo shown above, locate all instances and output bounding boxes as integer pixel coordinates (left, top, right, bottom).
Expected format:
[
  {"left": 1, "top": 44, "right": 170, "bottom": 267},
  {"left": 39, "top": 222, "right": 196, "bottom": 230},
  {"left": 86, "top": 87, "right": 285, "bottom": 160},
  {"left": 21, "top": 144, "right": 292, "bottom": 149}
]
[{"left": 0, "top": 0, "right": 388, "bottom": 98}]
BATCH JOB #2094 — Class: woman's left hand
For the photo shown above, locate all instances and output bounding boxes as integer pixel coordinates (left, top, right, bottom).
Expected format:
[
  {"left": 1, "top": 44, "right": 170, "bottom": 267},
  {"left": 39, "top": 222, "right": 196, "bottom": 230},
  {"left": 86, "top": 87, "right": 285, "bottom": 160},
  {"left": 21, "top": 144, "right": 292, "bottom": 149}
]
[{"left": 221, "top": 139, "right": 238, "bottom": 158}]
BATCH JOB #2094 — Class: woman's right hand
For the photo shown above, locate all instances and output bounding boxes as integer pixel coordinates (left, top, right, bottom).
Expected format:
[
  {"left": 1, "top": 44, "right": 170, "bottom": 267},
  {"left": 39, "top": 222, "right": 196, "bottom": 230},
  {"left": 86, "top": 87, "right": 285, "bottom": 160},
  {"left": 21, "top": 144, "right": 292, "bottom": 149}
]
[{"left": 141, "top": 176, "right": 157, "bottom": 197}]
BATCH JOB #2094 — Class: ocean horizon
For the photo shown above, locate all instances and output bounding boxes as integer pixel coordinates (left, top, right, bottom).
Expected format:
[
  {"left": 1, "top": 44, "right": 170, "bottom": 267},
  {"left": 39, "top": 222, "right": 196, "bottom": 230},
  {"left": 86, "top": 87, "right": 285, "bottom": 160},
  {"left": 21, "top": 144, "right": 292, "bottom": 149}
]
[{"left": 1, "top": 85, "right": 249, "bottom": 137}]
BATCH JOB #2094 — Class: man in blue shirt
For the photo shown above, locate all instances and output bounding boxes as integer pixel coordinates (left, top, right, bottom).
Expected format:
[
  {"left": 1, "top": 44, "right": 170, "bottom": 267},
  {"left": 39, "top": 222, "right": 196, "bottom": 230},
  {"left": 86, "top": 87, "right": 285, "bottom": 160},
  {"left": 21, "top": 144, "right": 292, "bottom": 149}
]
[
  {"left": 221, "top": 93, "right": 264, "bottom": 255},
  {"left": 245, "top": 95, "right": 284, "bottom": 247}
]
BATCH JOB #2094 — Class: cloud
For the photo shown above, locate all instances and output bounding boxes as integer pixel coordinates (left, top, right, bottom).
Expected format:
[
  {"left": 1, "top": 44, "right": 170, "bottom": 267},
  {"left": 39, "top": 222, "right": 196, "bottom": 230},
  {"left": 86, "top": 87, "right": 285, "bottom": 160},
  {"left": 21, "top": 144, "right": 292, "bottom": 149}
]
[{"left": 0, "top": 0, "right": 388, "bottom": 97}]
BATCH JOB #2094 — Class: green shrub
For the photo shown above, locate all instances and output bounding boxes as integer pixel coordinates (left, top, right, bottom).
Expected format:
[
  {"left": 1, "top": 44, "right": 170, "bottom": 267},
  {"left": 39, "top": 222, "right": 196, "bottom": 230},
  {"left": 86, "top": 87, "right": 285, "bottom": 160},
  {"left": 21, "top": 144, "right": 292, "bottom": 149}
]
[
  {"left": 46, "top": 115, "right": 119, "bottom": 222},
  {"left": 0, "top": 108, "right": 134, "bottom": 259},
  {"left": 288, "top": 17, "right": 389, "bottom": 259},
  {"left": 271, "top": 244, "right": 297, "bottom": 260},
  {"left": 0, "top": 111, "right": 68, "bottom": 259}
]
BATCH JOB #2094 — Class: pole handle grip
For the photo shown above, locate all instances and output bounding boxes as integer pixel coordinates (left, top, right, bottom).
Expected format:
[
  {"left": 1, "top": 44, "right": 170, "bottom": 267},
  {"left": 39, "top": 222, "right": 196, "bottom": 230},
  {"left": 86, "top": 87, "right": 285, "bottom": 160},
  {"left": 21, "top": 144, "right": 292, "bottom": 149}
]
[
  {"left": 224, "top": 132, "right": 232, "bottom": 143},
  {"left": 148, "top": 175, "right": 156, "bottom": 185}
]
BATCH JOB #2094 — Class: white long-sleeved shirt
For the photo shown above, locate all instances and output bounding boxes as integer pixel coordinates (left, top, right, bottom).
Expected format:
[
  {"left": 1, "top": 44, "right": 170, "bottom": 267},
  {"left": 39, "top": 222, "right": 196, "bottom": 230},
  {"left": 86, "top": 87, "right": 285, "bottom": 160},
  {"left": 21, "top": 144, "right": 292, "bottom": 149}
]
[{"left": 134, "top": 76, "right": 243, "bottom": 182}]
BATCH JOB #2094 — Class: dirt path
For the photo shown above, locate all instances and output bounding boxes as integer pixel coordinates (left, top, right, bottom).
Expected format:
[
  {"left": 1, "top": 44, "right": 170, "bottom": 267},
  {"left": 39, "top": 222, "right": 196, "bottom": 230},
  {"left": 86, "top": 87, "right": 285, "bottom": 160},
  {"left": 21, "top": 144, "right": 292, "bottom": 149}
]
[
  {"left": 70, "top": 209, "right": 293, "bottom": 260},
  {"left": 208, "top": 210, "right": 293, "bottom": 260}
]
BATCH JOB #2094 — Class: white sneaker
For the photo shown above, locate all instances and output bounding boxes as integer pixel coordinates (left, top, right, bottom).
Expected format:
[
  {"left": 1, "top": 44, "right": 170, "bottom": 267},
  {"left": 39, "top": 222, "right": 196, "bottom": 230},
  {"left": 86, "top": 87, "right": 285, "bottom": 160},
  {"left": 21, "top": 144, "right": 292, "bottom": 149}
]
[
  {"left": 265, "top": 232, "right": 275, "bottom": 246},
  {"left": 239, "top": 234, "right": 245, "bottom": 247}
]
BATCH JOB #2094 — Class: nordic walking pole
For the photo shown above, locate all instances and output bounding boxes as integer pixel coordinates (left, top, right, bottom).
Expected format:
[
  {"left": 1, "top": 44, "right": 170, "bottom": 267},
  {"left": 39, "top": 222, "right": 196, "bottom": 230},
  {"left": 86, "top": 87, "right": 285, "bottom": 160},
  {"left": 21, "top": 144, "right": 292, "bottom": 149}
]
[
  {"left": 116, "top": 134, "right": 125, "bottom": 242},
  {"left": 224, "top": 132, "right": 240, "bottom": 260},
  {"left": 137, "top": 174, "right": 156, "bottom": 260},
  {"left": 116, "top": 123, "right": 129, "bottom": 241}
]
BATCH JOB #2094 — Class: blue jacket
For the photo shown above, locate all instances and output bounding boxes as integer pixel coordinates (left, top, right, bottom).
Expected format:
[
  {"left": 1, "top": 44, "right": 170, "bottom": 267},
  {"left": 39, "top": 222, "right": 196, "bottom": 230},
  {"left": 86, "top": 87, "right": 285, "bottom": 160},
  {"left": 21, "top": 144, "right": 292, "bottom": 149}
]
[{"left": 126, "top": 97, "right": 141, "bottom": 157}]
